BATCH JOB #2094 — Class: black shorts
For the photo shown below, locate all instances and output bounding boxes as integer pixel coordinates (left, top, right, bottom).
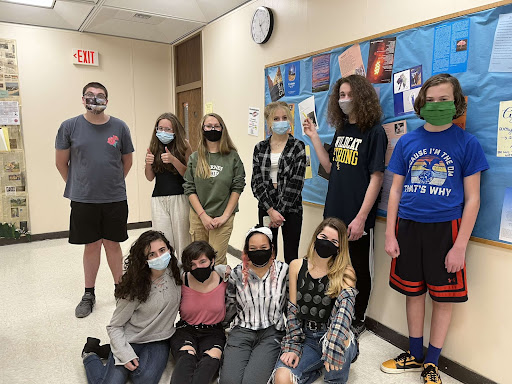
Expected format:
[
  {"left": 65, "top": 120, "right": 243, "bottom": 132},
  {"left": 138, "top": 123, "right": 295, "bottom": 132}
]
[
  {"left": 69, "top": 200, "right": 129, "bottom": 244},
  {"left": 389, "top": 218, "right": 468, "bottom": 303},
  {"left": 170, "top": 322, "right": 226, "bottom": 358}
]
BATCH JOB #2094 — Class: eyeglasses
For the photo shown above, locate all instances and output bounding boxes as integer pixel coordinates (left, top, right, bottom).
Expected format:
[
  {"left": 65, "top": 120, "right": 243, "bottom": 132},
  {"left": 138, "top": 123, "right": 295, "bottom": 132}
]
[
  {"left": 156, "top": 126, "right": 174, "bottom": 133},
  {"left": 203, "top": 124, "right": 222, "bottom": 131},
  {"left": 84, "top": 92, "right": 107, "bottom": 100}
]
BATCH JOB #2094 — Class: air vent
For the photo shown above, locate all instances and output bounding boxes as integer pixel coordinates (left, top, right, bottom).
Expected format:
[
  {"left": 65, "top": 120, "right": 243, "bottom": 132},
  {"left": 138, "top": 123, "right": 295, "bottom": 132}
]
[{"left": 133, "top": 13, "right": 151, "bottom": 20}]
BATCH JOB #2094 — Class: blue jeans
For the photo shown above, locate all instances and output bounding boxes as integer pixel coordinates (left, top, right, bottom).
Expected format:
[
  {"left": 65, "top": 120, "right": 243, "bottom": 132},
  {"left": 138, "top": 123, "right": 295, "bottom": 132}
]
[
  {"left": 83, "top": 340, "right": 169, "bottom": 384},
  {"left": 274, "top": 329, "right": 357, "bottom": 384}
]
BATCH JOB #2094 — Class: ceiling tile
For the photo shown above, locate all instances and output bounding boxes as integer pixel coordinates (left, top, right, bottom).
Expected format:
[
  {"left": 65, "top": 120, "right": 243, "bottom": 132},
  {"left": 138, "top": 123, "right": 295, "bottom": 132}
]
[
  {"left": 85, "top": 6, "right": 205, "bottom": 44},
  {"left": 103, "top": 0, "right": 207, "bottom": 22},
  {"left": 0, "top": 0, "right": 93, "bottom": 30},
  {"left": 196, "top": 0, "right": 249, "bottom": 21}
]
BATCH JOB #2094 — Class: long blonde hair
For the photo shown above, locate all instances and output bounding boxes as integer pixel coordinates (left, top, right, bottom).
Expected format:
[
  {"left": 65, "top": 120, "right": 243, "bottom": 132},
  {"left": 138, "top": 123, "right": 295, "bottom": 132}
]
[
  {"left": 196, "top": 113, "right": 237, "bottom": 179},
  {"left": 149, "top": 113, "right": 188, "bottom": 174},
  {"left": 305, "top": 217, "right": 356, "bottom": 298}
]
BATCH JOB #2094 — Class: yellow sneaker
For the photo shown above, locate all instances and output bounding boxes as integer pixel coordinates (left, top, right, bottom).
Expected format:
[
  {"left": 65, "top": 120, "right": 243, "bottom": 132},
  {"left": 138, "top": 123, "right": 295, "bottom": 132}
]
[
  {"left": 421, "top": 363, "right": 442, "bottom": 383},
  {"left": 381, "top": 351, "right": 424, "bottom": 374}
]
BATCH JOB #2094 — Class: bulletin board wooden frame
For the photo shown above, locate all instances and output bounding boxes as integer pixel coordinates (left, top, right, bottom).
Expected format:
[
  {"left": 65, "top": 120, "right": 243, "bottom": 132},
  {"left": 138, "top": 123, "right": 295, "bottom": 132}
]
[{"left": 264, "top": 0, "right": 512, "bottom": 250}]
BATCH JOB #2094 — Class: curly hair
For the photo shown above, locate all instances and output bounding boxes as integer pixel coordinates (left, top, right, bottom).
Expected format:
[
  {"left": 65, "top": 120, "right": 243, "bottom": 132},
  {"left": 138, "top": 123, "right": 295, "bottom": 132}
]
[
  {"left": 305, "top": 217, "right": 356, "bottom": 298},
  {"left": 327, "top": 75, "right": 382, "bottom": 133},
  {"left": 413, "top": 73, "right": 466, "bottom": 119},
  {"left": 149, "top": 112, "right": 189, "bottom": 174},
  {"left": 181, "top": 241, "right": 216, "bottom": 272},
  {"left": 115, "top": 230, "right": 182, "bottom": 302}
]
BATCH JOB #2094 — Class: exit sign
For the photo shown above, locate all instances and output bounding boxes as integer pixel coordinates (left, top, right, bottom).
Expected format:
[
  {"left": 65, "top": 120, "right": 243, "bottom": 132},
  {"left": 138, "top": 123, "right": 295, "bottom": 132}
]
[{"left": 72, "top": 49, "right": 99, "bottom": 66}]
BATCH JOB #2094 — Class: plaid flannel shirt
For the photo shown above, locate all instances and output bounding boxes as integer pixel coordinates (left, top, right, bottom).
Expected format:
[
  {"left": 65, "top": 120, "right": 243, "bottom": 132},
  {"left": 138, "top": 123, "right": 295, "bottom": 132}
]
[
  {"left": 281, "top": 287, "right": 357, "bottom": 368},
  {"left": 251, "top": 135, "right": 306, "bottom": 215}
]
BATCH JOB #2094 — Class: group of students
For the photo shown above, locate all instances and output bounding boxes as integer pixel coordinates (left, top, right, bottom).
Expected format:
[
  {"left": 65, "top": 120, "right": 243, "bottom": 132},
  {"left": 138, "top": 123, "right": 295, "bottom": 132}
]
[{"left": 78, "top": 72, "right": 488, "bottom": 384}]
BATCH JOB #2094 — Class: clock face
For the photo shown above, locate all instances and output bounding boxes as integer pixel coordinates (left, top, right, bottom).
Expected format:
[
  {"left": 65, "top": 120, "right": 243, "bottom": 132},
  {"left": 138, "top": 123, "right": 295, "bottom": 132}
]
[{"left": 251, "top": 6, "right": 273, "bottom": 44}]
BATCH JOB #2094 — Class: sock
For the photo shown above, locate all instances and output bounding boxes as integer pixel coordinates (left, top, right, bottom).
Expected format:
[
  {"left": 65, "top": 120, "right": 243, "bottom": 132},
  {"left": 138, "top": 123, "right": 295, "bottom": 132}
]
[
  {"left": 85, "top": 287, "right": 95, "bottom": 296},
  {"left": 409, "top": 336, "right": 424, "bottom": 361},
  {"left": 424, "top": 344, "right": 442, "bottom": 366}
]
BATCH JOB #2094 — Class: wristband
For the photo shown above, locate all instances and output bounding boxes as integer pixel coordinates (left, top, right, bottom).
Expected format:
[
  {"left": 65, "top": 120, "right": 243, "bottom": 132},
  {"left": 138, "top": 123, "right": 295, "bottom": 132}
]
[{"left": 198, "top": 210, "right": 205, "bottom": 217}]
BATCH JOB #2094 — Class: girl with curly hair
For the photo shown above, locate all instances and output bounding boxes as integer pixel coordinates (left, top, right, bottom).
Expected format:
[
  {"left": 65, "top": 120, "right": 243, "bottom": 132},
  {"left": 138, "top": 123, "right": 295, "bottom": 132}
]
[
  {"left": 272, "top": 217, "right": 358, "bottom": 384},
  {"left": 303, "top": 74, "right": 387, "bottom": 336},
  {"left": 220, "top": 226, "right": 288, "bottom": 384},
  {"left": 184, "top": 113, "right": 246, "bottom": 265},
  {"left": 145, "top": 112, "right": 192, "bottom": 259},
  {"left": 169, "top": 241, "right": 229, "bottom": 384},
  {"left": 251, "top": 101, "right": 306, "bottom": 264},
  {"left": 81, "top": 230, "right": 182, "bottom": 384}
]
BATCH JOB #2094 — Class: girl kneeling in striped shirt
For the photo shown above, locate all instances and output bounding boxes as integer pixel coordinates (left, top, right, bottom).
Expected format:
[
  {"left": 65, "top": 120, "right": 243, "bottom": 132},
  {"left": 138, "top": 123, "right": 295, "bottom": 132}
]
[{"left": 220, "top": 226, "right": 289, "bottom": 384}]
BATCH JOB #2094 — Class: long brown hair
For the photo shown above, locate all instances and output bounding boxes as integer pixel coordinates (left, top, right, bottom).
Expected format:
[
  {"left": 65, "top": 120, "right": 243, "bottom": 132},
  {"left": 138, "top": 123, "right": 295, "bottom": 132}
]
[
  {"left": 327, "top": 75, "right": 382, "bottom": 133},
  {"left": 149, "top": 113, "right": 188, "bottom": 174},
  {"left": 413, "top": 73, "right": 466, "bottom": 119},
  {"left": 305, "top": 217, "right": 356, "bottom": 298},
  {"left": 196, "top": 113, "right": 237, "bottom": 179},
  {"left": 115, "top": 230, "right": 182, "bottom": 303}
]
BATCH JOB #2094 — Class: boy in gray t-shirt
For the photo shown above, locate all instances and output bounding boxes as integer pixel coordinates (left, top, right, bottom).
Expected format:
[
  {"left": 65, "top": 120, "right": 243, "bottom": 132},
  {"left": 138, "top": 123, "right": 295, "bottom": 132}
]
[{"left": 55, "top": 82, "right": 134, "bottom": 318}]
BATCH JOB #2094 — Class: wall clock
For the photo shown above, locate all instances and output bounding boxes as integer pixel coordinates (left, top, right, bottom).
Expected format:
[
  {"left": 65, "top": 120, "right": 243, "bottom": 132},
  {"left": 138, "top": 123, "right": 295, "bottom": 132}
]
[{"left": 251, "top": 6, "right": 274, "bottom": 44}]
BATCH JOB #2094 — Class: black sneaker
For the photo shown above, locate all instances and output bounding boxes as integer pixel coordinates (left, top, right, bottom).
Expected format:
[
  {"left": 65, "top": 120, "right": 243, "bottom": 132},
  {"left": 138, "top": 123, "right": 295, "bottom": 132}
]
[
  {"left": 82, "top": 337, "right": 110, "bottom": 359},
  {"left": 421, "top": 363, "right": 443, "bottom": 384},
  {"left": 75, "top": 292, "right": 95, "bottom": 318},
  {"left": 351, "top": 318, "right": 366, "bottom": 338},
  {"left": 351, "top": 337, "right": 360, "bottom": 363}
]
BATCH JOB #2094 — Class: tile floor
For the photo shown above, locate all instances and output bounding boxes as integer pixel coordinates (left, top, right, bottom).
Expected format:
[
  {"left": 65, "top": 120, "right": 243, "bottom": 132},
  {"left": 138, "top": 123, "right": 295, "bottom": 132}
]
[{"left": 0, "top": 228, "right": 463, "bottom": 384}]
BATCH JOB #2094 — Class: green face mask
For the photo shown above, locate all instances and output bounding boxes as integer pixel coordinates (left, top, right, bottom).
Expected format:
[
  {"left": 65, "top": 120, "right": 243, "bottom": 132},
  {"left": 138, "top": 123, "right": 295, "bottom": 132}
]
[{"left": 419, "top": 101, "right": 456, "bottom": 126}]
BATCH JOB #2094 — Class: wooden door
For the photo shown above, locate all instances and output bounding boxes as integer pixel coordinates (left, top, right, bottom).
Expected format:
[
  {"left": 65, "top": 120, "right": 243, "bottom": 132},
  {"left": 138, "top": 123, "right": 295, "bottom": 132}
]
[{"left": 177, "top": 88, "right": 202, "bottom": 152}]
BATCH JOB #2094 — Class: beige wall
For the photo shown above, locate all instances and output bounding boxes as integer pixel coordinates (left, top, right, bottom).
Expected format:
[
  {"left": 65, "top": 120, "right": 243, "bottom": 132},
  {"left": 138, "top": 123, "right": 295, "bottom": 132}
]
[
  {"left": 0, "top": 22, "right": 173, "bottom": 234},
  {"left": 201, "top": 0, "right": 508, "bottom": 382}
]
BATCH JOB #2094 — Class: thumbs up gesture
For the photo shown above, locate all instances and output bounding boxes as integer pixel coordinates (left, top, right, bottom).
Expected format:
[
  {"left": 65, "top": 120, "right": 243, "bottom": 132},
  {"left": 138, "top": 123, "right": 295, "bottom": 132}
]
[
  {"left": 161, "top": 146, "right": 174, "bottom": 164},
  {"left": 145, "top": 148, "right": 155, "bottom": 165}
]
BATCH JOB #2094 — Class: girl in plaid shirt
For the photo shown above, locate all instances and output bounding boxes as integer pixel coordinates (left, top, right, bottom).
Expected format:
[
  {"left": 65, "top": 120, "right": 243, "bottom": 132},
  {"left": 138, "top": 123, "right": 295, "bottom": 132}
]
[
  {"left": 271, "top": 217, "right": 358, "bottom": 384},
  {"left": 252, "top": 101, "right": 306, "bottom": 264}
]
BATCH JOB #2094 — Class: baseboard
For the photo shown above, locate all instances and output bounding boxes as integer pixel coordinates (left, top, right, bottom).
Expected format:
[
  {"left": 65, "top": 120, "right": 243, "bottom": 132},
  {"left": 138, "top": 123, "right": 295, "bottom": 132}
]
[
  {"left": 0, "top": 221, "right": 152, "bottom": 246},
  {"left": 365, "top": 317, "right": 497, "bottom": 384}
]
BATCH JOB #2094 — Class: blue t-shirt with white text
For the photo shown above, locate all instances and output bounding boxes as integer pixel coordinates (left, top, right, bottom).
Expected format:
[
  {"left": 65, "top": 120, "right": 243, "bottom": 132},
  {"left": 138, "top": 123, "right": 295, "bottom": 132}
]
[{"left": 387, "top": 124, "right": 489, "bottom": 223}]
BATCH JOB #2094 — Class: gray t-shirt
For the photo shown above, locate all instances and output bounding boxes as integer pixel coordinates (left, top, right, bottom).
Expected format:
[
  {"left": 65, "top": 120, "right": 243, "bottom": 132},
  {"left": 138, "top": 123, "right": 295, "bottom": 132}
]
[{"left": 55, "top": 114, "right": 134, "bottom": 203}]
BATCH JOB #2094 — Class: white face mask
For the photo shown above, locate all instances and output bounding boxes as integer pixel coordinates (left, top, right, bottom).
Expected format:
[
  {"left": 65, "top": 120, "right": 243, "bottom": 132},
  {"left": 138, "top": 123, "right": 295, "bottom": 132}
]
[{"left": 338, "top": 99, "right": 353, "bottom": 115}]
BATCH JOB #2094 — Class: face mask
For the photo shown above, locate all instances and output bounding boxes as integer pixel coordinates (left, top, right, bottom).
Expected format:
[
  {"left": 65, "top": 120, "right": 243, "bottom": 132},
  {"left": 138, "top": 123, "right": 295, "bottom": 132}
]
[
  {"left": 338, "top": 99, "right": 353, "bottom": 115},
  {"left": 314, "top": 238, "right": 339, "bottom": 259},
  {"left": 272, "top": 121, "right": 290, "bottom": 135},
  {"left": 147, "top": 252, "right": 171, "bottom": 270},
  {"left": 420, "top": 101, "right": 456, "bottom": 126},
  {"left": 247, "top": 249, "right": 272, "bottom": 267},
  {"left": 156, "top": 131, "right": 174, "bottom": 144},
  {"left": 203, "top": 129, "right": 222, "bottom": 142},
  {"left": 84, "top": 97, "right": 107, "bottom": 114},
  {"left": 190, "top": 262, "right": 213, "bottom": 283}
]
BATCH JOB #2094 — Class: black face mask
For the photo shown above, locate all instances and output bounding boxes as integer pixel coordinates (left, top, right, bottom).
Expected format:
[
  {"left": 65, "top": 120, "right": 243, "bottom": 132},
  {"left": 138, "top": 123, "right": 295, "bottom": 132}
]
[
  {"left": 247, "top": 249, "right": 272, "bottom": 267},
  {"left": 314, "top": 238, "right": 338, "bottom": 259},
  {"left": 203, "top": 129, "right": 222, "bottom": 142},
  {"left": 190, "top": 262, "right": 213, "bottom": 283}
]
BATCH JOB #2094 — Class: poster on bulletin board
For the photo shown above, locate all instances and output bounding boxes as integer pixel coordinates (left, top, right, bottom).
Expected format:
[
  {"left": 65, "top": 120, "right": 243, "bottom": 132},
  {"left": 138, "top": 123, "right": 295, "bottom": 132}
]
[{"left": 264, "top": 1, "right": 512, "bottom": 246}]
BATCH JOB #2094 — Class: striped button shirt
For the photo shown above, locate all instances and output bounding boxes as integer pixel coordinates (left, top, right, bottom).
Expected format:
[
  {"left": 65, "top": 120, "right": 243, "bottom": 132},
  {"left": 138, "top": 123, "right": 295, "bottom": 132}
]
[{"left": 224, "top": 261, "right": 288, "bottom": 331}]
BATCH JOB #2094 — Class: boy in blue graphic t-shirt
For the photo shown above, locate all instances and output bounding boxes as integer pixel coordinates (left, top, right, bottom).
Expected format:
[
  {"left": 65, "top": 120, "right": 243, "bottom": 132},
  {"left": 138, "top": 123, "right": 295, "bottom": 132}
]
[{"left": 381, "top": 74, "right": 489, "bottom": 384}]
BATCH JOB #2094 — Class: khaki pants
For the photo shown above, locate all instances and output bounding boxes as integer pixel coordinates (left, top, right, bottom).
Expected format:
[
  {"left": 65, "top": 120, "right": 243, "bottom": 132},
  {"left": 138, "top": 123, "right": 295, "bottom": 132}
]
[{"left": 189, "top": 208, "right": 235, "bottom": 265}]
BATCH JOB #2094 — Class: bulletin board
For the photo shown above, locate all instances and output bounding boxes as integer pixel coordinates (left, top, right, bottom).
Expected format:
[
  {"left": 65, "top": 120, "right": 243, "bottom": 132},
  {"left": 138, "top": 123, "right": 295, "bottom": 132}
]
[{"left": 264, "top": 1, "right": 512, "bottom": 247}]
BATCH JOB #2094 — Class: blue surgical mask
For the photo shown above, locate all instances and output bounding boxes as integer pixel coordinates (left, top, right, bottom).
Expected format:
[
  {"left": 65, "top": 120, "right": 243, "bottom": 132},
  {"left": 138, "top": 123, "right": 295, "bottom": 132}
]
[
  {"left": 156, "top": 131, "right": 174, "bottom": 144},
  {"left": 147, "top": 252, "right": 171, "bottom": 270},
  {"left": 272, "top": 121, "right": 290, "bottom": 135}
]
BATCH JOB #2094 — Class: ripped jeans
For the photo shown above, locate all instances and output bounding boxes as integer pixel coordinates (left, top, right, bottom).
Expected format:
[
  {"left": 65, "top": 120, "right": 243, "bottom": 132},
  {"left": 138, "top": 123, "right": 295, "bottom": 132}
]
[{"left": 273, "top": 328, "right": 357, "bottom": 384}]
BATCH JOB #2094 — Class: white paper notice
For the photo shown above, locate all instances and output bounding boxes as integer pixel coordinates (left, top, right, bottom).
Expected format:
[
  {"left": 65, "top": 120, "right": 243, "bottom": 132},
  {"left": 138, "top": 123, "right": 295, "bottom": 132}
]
[
  {"left": 499, "top": 187, "right": 512, "bottom": 243},
  {"left": 298, "top": 96, "right": 319, "bottom": 134},
  {"left": 489, "top": 13, "right": 512, "bottom": 72},
  {"left": 248, "top": 107, "right": 260, "bottom": 136},
  {"left": 0, "top": 101, "right": 20, "bottom": 125}
]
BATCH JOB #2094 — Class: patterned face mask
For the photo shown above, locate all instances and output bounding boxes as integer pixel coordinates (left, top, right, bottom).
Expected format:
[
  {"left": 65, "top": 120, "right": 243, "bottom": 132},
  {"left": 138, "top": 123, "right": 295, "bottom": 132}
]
[{"left": 84, "top": 96, "right": 107, "bottom": 114}]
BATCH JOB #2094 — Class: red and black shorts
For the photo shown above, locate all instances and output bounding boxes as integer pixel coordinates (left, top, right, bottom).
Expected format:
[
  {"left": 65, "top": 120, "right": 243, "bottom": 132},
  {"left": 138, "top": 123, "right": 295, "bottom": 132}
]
[{"left": 389, "top": 218, "right": 468, "bottom": 303}]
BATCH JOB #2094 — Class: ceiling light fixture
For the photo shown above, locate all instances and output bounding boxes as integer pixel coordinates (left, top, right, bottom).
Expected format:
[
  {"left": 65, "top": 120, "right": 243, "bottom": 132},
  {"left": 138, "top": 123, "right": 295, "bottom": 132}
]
[{"left": 1, "top": 0, "right": 55, "bottom": 8}]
